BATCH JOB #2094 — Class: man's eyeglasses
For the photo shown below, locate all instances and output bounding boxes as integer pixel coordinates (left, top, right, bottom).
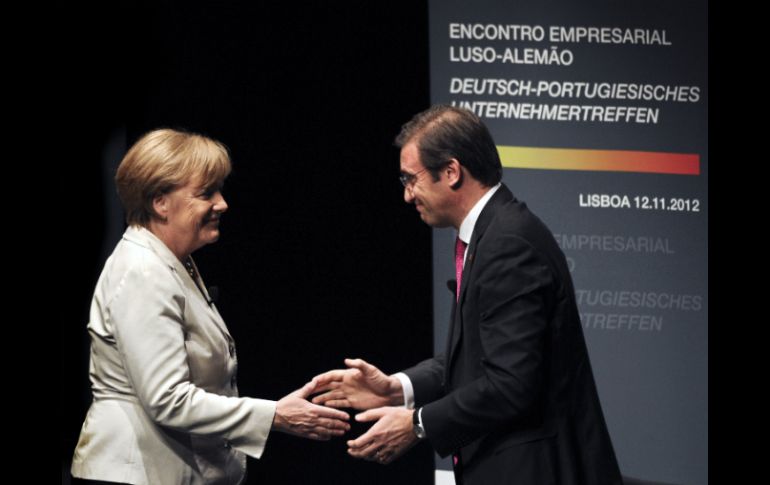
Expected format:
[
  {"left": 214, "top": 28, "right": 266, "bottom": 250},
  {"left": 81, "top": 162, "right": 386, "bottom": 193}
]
[{"left": 399, "top": 168, "right": 428, "bottom": 188}]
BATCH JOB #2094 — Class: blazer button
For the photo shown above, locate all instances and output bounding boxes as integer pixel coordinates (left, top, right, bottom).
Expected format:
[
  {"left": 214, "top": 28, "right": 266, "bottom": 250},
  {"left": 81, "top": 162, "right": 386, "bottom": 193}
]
[
  {"left": 228, "top": 344, "right": 235, "bottom": 356},
  {"left": 224, "top": 440, "right": 231, "bottom": 449}
]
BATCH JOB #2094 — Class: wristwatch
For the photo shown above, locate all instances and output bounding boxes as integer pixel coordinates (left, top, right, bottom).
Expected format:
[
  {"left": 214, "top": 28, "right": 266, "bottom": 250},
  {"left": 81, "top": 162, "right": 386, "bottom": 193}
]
[{"left": 413, "top": 407, "right": 427, "bottom": 439}]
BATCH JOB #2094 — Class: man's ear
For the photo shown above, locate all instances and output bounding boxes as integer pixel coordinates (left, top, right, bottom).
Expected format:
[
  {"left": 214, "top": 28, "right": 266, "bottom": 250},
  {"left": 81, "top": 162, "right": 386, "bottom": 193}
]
[{"left": 445, "top": 159, "right": 463, "bottom": 189}]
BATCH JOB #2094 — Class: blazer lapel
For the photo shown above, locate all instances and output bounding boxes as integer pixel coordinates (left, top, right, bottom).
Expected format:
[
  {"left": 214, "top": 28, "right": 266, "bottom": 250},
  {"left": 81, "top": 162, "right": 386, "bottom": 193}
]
[
  {"left": 184, "top": 257, "right": 232, "bottom": 337},
  {"left": 127, "top": 226, "right": 234, "bottom": 340}
]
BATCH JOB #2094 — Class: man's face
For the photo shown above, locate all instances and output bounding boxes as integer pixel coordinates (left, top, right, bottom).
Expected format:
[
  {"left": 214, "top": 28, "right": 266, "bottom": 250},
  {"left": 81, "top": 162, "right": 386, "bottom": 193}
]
[{"left": 400, "top": 142, "right": 454, "bottom": 228}]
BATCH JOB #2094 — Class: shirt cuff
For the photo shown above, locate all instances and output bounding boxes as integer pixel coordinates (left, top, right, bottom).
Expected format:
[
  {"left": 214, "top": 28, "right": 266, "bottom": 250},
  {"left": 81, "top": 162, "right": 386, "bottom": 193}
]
[{"left": 393, "top": 372, "right": 415, "bottom": 409}]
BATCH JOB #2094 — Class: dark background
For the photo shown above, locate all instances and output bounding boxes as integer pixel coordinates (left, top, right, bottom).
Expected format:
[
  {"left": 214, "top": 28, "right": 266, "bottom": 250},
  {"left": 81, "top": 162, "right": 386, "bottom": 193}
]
[{"left": 63, "top": 1, "right": 435, "bottom": 484}]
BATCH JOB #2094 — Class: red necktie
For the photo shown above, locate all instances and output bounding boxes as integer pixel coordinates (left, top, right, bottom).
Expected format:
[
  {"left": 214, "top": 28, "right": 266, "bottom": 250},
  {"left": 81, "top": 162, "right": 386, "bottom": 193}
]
[{"left": 455, "top": 237, "right": 467, "bottom": 302}]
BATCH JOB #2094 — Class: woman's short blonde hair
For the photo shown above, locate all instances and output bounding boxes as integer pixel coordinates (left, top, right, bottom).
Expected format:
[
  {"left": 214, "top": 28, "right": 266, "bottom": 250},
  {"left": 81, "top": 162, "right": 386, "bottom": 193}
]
[{"left": 115, "top": 128, "right": 232, "bottom": 227}]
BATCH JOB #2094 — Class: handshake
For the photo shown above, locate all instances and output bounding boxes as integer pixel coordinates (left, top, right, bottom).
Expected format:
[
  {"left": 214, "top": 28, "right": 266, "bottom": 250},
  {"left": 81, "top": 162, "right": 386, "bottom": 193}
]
[{"left": 272, "top": 358, "right": 419, "bottom": 465}]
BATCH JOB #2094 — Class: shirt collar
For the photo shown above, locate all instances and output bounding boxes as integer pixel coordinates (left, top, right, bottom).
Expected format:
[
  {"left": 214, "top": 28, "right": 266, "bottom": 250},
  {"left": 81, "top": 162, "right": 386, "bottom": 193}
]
[{"left": 458, "top": 183, "right": 501, "bottom": 245}]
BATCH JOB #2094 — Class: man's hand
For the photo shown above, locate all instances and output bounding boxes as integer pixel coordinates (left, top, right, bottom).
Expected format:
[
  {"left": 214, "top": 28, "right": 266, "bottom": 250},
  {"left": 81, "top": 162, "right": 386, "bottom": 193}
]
[
  {"left": 273, "top": 380, "right": 351, "bottom": 440},
  {"left": 347, "top": 407, "right": 419, "bottom": 465},
  {"left": 312, "top": 358, "right": 404, "bottom": 410}
]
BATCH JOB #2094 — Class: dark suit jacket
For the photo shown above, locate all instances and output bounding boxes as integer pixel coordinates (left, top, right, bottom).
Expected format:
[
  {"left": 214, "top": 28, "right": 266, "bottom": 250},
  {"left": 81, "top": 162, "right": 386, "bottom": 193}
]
[{"left": 403, "top": 185, "right": 622, "bottom": 485}]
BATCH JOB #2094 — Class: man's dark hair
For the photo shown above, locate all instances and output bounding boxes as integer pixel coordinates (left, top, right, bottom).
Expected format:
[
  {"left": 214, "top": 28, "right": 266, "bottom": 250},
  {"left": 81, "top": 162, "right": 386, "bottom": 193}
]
[{"left": 395, "top": 105, "right": 502, "bottom": 186}]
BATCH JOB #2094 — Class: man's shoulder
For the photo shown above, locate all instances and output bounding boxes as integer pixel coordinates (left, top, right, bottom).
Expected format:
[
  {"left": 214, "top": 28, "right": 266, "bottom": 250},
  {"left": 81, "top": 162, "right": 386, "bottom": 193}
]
[
  {"left": 491, "top": 197, "right": 549, "bottom": 235},
  {"left": 480, "top": 197, "right": 565, "bottom": 262}
]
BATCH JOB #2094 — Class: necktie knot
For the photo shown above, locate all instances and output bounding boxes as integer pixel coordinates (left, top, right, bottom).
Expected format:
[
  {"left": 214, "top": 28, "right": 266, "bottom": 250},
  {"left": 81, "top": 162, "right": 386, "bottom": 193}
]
[{"left": 455, "top": 237, "right": 467, "bottom": 302}]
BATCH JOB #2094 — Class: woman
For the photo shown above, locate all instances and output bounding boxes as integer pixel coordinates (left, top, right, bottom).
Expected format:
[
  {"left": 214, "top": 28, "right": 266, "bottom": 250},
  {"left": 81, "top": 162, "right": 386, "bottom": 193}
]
[{"left": 71, "top": 129, "right": 349, "bottom": 485}]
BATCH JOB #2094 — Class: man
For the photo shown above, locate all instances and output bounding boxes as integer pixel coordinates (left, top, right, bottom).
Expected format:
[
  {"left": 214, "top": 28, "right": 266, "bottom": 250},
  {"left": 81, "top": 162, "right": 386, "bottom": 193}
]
[{"left": 313, "top": 105, "right": 622, "bottom": 485}]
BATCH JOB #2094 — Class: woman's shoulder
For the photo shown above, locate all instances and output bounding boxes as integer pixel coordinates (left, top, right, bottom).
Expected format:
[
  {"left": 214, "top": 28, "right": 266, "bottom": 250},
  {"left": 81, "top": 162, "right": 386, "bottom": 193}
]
[
  {"left": 99, "top": 234, "right": 185, "bottom": 307},
  {"left": 115, "top": 234, "right": 173, "bottom": 275}
]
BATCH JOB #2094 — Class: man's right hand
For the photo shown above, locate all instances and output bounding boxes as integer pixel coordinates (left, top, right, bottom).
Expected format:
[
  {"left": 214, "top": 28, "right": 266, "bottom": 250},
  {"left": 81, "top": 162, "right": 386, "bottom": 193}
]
[{"left": 311, "top": 358, "right": 404, "bottom": 410}]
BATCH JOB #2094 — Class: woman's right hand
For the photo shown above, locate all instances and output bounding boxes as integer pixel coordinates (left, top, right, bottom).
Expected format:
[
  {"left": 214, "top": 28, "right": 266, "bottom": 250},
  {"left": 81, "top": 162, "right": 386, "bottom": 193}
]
[{"left": 273, "top": 380, "right": 351, "bottom": 440}]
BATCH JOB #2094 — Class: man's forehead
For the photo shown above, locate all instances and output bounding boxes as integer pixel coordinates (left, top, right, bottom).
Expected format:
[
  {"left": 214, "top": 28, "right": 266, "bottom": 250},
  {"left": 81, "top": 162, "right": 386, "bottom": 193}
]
[{"left": 399, "top": 143, "right": 422, "bottom": 170}]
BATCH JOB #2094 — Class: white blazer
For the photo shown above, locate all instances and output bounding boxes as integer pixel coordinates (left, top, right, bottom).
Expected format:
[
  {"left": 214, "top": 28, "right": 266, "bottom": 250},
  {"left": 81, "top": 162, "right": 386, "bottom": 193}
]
[{"left": 71, "top": 226, "right": 276, "bottom": 484}]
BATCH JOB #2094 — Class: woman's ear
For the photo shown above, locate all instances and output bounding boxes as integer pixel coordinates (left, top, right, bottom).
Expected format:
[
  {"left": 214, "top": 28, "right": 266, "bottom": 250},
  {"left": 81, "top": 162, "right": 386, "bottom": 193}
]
[{"left": 152, "top": 193, "right": 169, "bottom": 222}]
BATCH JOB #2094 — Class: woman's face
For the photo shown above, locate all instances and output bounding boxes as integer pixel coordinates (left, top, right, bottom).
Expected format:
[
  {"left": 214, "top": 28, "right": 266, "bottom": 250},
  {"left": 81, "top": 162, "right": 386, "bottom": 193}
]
[{"left": 162, "top": 177, "right": 228, "bottom": 256}]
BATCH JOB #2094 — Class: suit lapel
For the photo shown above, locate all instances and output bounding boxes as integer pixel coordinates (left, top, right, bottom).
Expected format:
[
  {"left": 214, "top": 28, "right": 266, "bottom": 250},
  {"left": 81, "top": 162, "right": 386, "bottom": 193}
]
[
  {"left": 445, "top": 185, "right": 515, "bottom": 379},
  {"left": 184, "top": 257, "right": 232, "bottom": 338}
]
